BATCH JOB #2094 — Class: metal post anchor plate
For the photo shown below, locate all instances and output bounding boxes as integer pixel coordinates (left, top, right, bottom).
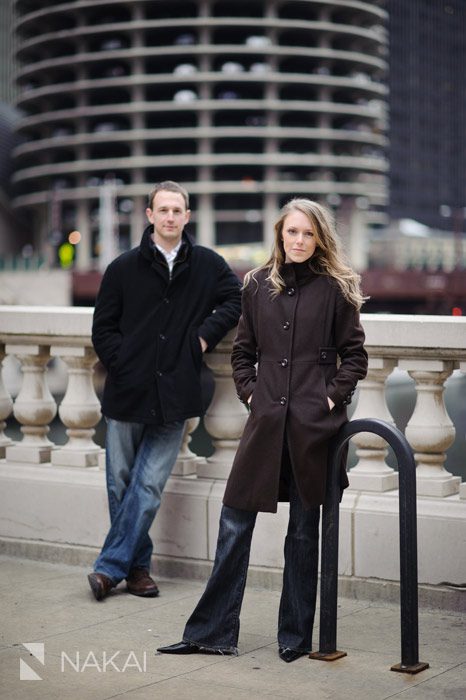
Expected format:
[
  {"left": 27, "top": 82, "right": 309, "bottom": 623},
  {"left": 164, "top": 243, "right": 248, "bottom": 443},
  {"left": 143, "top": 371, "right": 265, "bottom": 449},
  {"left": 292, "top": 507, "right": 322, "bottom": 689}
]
[{"left": 391, "top": 662, "right": 430, "bottom": 674}]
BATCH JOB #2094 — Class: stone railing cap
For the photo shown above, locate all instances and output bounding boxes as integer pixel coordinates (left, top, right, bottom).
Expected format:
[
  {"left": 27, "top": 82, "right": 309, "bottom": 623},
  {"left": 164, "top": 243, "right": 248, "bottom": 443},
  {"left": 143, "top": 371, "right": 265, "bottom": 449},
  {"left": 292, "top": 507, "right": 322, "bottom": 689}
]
[
  {"left": 0, "top": 305, "right": 93, "bottom": 338},
  {"left": 361, "top": 313, "right": 466, "bottom": 350}
]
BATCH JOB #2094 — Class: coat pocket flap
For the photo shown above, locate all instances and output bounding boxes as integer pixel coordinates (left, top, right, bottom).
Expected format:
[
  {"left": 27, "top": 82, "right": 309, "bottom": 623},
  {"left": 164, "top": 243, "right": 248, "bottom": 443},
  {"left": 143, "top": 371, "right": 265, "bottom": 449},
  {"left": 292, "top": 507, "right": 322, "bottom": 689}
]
[{"left": 318, "top": 346, "right": 337, "bottom": 364}]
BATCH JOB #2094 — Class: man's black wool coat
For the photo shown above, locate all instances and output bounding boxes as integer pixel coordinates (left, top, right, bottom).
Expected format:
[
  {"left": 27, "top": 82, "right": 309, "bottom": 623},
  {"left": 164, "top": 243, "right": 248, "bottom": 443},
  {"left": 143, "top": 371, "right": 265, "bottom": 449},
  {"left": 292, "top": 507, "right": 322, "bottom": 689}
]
[{"left": 92, "top": 226, "right": 241, "bottom": 424}]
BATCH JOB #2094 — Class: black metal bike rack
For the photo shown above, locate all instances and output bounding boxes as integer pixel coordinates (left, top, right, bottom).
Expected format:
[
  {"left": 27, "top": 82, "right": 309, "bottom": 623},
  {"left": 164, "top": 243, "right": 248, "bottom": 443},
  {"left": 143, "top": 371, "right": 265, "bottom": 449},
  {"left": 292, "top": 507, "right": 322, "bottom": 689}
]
[{"left": 309, "top": 418, "right": 429, "bottom": 674}]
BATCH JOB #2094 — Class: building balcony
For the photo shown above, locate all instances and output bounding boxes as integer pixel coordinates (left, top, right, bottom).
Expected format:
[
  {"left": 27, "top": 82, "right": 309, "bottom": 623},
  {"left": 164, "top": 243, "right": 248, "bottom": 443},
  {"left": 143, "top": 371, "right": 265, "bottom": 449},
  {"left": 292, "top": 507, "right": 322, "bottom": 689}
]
[
  {"left": 0, "top": 306, "right": 465, "bottom": 593},
  {"left": 13, "top": 1, "right": 388, "bottom": 254}
]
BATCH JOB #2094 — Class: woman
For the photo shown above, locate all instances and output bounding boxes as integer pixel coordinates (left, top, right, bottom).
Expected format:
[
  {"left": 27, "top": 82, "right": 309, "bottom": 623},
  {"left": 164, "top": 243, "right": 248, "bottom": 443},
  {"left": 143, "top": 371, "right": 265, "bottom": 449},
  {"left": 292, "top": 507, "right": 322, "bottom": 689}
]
[{"left": 158, "top": 198, "right": 368, "bottom": 662}]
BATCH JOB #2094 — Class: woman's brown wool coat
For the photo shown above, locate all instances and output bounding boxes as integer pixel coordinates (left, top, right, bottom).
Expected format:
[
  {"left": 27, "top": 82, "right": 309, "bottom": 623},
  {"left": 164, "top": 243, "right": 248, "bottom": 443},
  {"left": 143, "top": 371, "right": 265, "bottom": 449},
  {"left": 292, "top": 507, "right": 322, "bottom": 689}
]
[{"left": 223, "top": 263, "right": 368, "bottom": 513}]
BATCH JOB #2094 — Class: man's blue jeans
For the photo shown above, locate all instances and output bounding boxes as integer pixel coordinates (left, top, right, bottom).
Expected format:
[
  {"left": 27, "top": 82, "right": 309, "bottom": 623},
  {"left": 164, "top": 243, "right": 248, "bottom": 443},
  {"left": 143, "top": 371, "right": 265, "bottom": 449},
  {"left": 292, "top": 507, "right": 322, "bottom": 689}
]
[
  {"left": 94, "top": 418, "right": 185, "bottom": 584},
  {"left": 182, "top": 475, "right": 320, "bottom": 653}
]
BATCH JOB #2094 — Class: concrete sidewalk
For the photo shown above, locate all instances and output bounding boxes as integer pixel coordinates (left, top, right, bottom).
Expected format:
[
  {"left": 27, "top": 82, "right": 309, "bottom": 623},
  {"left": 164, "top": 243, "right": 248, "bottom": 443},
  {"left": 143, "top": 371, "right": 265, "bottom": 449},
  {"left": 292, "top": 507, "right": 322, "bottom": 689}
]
[{"left": 0, "top": 555, "right": 464, "bottom": 700}]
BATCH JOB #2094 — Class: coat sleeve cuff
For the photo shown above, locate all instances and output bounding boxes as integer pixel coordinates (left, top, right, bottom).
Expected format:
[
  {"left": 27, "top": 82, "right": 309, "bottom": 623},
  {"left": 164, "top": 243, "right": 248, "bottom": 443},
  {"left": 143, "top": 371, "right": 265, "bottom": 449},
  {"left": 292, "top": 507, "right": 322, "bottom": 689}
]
[
  {"left": 237, "top": 379, "right": 256, "bottom": 405},
  {"left": 197, "top": 320, "right": 220, "bottom": 352},
  {"left": 327, "top": 384, "right": 356, "bottom": 408}
]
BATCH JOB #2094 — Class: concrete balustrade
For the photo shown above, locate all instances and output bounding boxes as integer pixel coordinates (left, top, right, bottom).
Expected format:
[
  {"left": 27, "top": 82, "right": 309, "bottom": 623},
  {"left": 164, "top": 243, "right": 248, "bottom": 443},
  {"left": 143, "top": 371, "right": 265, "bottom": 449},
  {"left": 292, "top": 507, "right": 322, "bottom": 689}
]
[
  {"left": 171, "top": 417, "right": 204, "bottom": 477},
  {"left": 402, "top": 361, "right": 459, "bottom": 497},
  {"left": 198, "top": 329, "right": 249, "bottom": 480},
  {"left": 50, "top": 346, "right": 102, "bottom": 468},
  {"left": 460, "top": 358, "right": 466, "bottom": 502},
  {"left": 0, "top": 345, "right": 14, "bottom": 458},
  {"left": 349, "top": 357, "right": 398, "bottom": 491},
  {"left": 360, "top": 315, "right": 465, "bottom": 498},
  {"left": 0, "top": 306, "right": 465, "bottom": 589},
  {"left": 5, "top": 344, "right": 57, "bottom": 463}
]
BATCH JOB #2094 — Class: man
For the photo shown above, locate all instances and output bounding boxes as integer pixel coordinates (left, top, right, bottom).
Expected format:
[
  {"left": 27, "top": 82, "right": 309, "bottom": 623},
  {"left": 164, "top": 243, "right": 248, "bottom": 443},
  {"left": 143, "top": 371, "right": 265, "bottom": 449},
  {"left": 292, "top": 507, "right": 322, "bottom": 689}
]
[{"left": 89, "top": 181, "right": 241, "bottom": 601}]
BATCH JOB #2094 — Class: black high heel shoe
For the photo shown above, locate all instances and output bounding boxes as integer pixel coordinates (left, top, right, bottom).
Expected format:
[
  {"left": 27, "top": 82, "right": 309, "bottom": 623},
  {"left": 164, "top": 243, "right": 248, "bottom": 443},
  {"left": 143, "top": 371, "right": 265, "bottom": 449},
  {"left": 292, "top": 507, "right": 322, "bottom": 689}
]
[
  {"left": 157, "top": 641, "right": 234, "bottom": 656},
  {"left": 157, "top": 641, "right": 202, "bottom": 654},
  {"left": 278, "top": 647, "right": 307, "bottom": 663}
]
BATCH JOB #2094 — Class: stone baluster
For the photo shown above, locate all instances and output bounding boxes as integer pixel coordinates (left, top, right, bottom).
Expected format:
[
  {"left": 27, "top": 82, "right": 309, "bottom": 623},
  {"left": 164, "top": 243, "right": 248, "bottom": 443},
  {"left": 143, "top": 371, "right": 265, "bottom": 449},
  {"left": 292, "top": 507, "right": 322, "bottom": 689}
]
[
  {"left": 459, "top": 360, "right": 466, "bottom": 501},
  {"left": 171, "top": 417, "right": 205, "bottom": 476},
  {"left": 0, "top": 344, "right": 14, "bottom": 457},
  {"left": 5, "top": 344, "right": 57, "bottom": 463},
  {"left": 198, "top": 330, "right": 248, "bottom": 479},
  {"left": 50, "top": 346, "right": 103, "bottom": 467},
  {"left": 400, "top": 359, "right": 460, "bottom": 497},
  {"left": 348, "top": 357, "right": 398, "bottom": 491}
]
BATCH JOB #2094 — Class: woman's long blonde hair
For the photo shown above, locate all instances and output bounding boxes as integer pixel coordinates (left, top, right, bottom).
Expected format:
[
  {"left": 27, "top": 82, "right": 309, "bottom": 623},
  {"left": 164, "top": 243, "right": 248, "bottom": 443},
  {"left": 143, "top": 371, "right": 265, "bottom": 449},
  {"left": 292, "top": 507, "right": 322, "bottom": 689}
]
[{"left": 244, "top": 198, "right": 366, "bottom": 309}]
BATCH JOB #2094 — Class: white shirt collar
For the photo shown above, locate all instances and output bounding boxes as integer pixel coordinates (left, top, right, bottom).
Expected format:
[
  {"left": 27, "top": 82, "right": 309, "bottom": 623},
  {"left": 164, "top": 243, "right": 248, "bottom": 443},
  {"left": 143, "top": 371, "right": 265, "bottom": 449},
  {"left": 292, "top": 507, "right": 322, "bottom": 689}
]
[{"left": 155, "top": 240, "right": 182, "bottom": 273}]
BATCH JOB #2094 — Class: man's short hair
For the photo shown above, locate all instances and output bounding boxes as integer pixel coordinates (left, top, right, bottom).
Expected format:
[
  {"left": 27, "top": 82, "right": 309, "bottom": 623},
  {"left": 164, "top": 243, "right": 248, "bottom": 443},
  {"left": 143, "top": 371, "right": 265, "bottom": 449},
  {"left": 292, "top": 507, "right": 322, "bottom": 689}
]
[{"left": 148, "top": 181, "right": 190, "bottom": 210}]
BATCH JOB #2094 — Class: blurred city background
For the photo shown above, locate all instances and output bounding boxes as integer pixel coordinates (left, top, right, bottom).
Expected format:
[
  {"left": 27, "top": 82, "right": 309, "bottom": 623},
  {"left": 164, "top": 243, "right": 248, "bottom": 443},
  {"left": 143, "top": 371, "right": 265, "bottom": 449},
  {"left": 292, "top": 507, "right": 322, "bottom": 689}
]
[
  {"left": 0, "top": 1, "right": 465, "bottom": 475},
  {"left": 0, "top": 1, "right": 465, "bottom": 609},
  {"left": 0, "top": 0, "right": 465, "bottom": 315}
]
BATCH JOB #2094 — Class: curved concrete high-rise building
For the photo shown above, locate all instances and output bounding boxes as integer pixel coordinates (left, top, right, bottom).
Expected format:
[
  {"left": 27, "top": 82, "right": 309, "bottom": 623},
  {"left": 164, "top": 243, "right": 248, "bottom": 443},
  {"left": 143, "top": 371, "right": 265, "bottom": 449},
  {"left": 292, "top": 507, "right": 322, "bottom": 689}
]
[{"left": 12, "top": 0, "right": 387, "bottom": 269}]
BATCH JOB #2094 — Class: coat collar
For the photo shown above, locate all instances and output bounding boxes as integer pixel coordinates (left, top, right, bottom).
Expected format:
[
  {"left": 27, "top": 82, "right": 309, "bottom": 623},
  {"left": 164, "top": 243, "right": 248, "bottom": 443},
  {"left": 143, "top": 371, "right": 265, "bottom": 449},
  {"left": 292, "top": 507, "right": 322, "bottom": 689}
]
[
  {"left": 281, "top": 261, "right": 317, "bottom": 288},
  {"left": 139, "top": 225, "right": 193, "bottom": 281}
]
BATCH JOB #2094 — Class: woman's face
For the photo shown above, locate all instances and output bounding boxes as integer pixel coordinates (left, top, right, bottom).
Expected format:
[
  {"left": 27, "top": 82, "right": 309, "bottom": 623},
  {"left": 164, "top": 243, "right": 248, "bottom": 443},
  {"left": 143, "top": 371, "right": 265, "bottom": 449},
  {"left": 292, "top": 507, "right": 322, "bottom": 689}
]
[{"left": 282, "top": 209, "right": 317, "bottom": 263}]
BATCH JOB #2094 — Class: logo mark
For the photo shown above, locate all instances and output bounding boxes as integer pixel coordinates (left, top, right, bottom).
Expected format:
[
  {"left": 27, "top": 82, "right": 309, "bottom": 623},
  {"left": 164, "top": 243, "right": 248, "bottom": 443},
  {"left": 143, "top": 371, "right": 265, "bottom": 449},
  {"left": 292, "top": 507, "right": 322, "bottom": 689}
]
[{"left": 20, "top": 643, "right": 45, "bottom": 681}]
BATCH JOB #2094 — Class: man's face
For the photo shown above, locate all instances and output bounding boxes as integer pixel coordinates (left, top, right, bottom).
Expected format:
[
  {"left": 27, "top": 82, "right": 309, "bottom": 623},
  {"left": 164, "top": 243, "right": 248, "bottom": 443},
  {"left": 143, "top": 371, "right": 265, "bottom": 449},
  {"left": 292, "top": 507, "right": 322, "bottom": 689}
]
[{"left": 146, "top": 190, "right": 190, "bottom": 250}]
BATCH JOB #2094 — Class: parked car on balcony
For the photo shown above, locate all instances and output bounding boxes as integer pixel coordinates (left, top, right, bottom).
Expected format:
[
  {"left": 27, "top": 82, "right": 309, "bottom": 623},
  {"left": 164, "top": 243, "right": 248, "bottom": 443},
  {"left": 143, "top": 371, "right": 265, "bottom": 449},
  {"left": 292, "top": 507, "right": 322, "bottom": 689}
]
[
  {"left": 245, "top": 36, "right": 272, "bottom": 47},
  {"left": 221, "top": 61, "right": 244, "bottom": 73},
  {"left": 102, "top": 65, "right": 127, "bottom": 77},
  {"left": 174, "top": 33, "right": 196, "bottom": 45},
  {"left": 92, "top": 121, "right": 122, "bottom": 132},
  {"left": 244, "top": 115, "right": 267, "bottom": 126},
  {"left": 250, "top": 62, "right": 269, "bottom": 73},
  {"left": 86, "top": 176, "right": 102, "bottom": 186},
  {"left": 173, "top": 63, "right": 198, "bottom": 75},
  {"left": 351, "top": 71, "right": 371, "bottom": 83},
  {"left": 217, "top": 90, "right": 240, "bottom": 100},
  {"left": 173, "top": 89, "right": 198, "bottom": 102},
  {"left": 51, "top": 126, "right": 74, "bottom": 137},
  {"left": 52, "top": 177, "right": 72, "bottom": 189},
  {"left": 99, "top": 38, "right": 125, "bottom": 51}
]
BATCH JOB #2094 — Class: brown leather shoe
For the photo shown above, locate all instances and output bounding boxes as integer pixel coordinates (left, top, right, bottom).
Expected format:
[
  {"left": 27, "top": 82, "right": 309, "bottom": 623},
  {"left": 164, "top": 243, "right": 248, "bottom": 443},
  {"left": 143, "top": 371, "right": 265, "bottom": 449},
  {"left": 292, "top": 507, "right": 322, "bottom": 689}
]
[
  {"left": 126, "top": 568, "right": 159, "bottom": 597},
  {"left": 88, "top": 572, "right": 115, "bottom": 601}
]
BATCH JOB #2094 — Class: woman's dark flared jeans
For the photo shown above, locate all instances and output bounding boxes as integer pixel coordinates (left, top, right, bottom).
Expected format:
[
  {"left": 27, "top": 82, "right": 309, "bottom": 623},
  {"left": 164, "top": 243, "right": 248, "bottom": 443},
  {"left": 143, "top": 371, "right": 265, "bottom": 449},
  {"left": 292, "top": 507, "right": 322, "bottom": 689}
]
[{"left": 183, "top": 477, "right": 320, "bottom": 653}]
